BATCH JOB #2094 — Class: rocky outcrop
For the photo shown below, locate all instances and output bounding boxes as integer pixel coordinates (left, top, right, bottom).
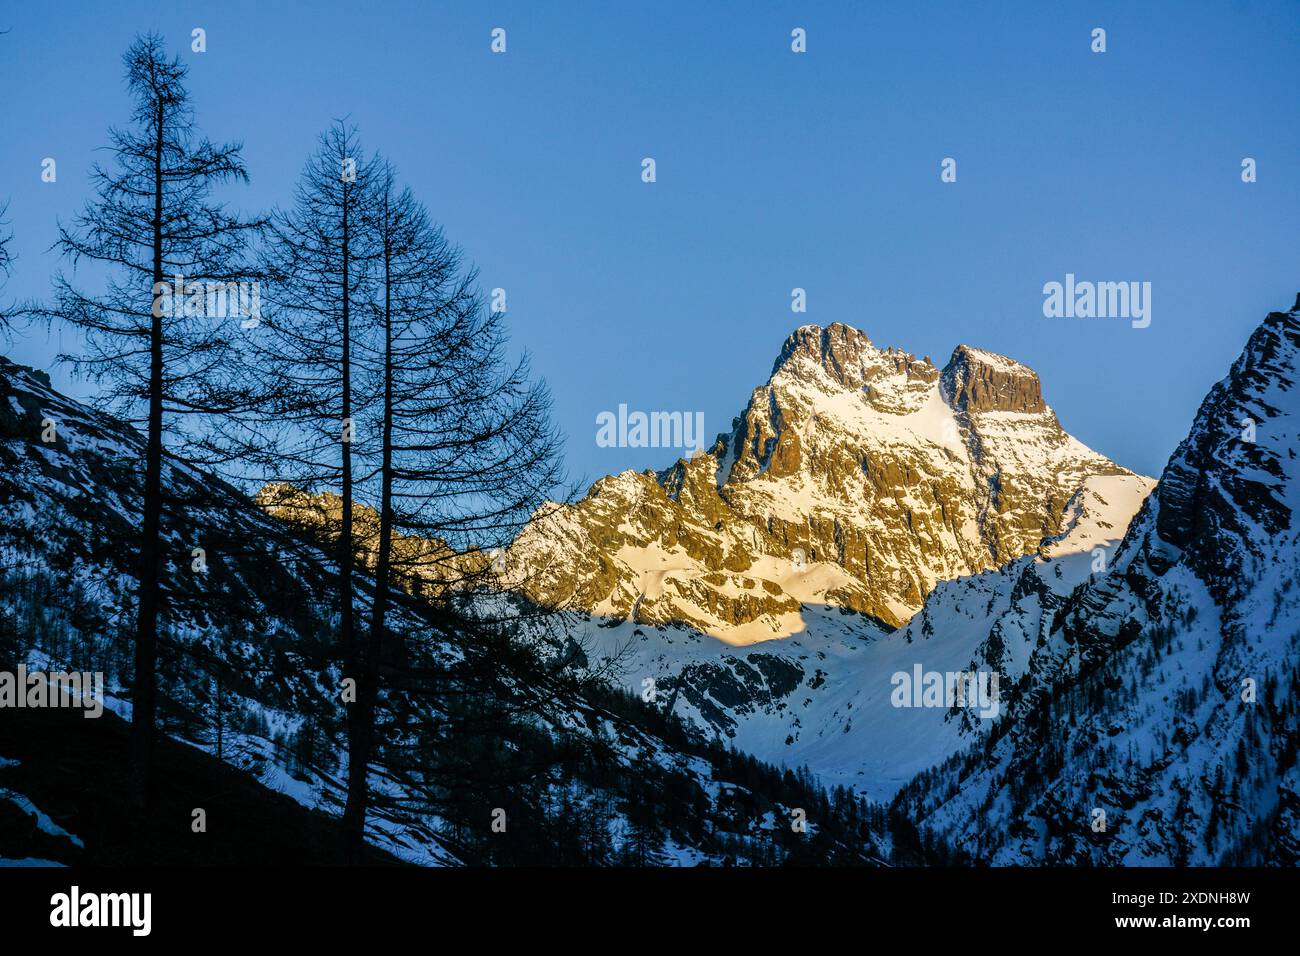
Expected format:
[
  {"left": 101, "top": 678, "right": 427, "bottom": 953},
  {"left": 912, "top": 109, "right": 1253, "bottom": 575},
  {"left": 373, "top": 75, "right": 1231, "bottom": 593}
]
[
  {"left": 940, "top": 345, "right": 1046, "bottom": 414},
  {"left": 1148, "top": 311, "right": 1297, "bottom": 605},
  {"left": 254, "top": 483, "right": 482, "bottom": 594}
]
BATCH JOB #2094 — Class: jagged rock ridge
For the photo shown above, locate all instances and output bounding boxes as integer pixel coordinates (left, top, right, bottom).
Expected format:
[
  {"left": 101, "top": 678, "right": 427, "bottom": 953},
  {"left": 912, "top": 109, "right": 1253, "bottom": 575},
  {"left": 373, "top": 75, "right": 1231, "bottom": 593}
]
[{"left": 508, "top": 322, "right": 1142, "bottom": 637}]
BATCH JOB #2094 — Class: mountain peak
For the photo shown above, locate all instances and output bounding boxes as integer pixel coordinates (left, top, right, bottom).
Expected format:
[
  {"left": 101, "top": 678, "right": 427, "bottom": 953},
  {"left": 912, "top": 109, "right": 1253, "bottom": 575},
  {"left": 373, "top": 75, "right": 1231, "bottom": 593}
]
[
  {"left": 1139, "top": 302, "right": 1300, "bottom": 603},
  {"left": 940, "top": 343, "right": 1046, "bottom": 414},
  {"left": 772, "top": 322, "right": 937, "bottom": 392},
  {"left": 773, "top": 322, "right": 873, "bottom": 379},
  {"left": 509, "top": 319, "right": 1137, "bottom": 634},
  {"left": 897, "top": 300, "right": 1300, "bottom": 866}
]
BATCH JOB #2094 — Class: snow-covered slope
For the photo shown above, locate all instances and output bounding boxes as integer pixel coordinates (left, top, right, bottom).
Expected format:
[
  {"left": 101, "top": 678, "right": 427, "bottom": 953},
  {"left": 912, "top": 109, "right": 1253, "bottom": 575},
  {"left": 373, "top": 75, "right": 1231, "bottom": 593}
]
[
  {"left": 895, "top": 299, "right": 1300, "bottom": 865},
  {"left": 0, "top": 355, "right": 894, "bottom": 866},
  {"left": 542, "top": 469, "right": 1152, "bottom": 801}
]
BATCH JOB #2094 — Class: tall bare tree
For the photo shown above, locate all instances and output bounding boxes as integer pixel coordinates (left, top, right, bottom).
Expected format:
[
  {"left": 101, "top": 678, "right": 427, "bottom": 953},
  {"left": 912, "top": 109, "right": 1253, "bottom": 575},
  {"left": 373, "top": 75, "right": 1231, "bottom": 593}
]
[
  {"left": 200, "top": 124, "right": 383, "bottom": 855},
  {"left": 338, "top": 160, "right": 565, "bottom": 856},
  {"left": 47, "top": 34, "right": 262, "bottom": 806},
  {"left": 247, "top": 123, "right": 377, "bottom": 669}
]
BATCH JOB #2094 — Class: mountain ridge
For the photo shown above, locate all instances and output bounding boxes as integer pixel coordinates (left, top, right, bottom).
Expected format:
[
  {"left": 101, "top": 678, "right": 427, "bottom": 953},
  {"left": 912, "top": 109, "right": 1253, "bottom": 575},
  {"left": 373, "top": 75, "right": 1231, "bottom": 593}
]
[
  {"left": 507, "top": 320, "right": 1147, "bottom": 637},
  {"left": 895, "top": 300, "right": 1300, "bottom": 864}
]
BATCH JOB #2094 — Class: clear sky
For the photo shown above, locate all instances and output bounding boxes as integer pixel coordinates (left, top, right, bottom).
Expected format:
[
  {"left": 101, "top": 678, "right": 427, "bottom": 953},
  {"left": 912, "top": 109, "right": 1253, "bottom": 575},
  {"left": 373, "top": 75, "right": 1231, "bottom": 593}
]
[{"left": 2, "top": 0, "right": 1298, "bottom": 486}]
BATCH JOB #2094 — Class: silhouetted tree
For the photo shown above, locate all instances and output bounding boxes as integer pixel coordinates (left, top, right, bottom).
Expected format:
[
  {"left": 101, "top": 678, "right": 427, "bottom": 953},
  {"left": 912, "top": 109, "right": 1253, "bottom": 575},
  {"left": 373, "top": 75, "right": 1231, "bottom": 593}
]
[
  {"left": 196, "top": 122, "right": 381, "bottom": 854},
  {"left": 46, "top": 34, "right": 262, "bottom": 806},
  {"left": 246, "top": 121, "right": 377, "bottom": 665},
  {"left": 0, "top": 201, "right": 12, "bottom": 292},
  {"left": 337, "top": 158, "right": 566, "bottom": 856}
]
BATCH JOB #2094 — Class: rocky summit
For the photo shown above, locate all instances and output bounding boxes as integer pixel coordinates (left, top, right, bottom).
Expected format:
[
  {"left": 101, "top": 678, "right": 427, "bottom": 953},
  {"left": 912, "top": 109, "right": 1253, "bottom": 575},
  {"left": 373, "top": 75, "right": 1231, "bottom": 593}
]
[{"left": 507, "top": 322, "right": 1145, "bottom": 638}]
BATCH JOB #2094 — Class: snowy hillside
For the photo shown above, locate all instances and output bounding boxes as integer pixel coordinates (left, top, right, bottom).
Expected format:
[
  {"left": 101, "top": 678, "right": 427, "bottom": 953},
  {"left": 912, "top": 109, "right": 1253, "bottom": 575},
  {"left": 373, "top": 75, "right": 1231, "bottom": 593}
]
[
  {"left": 0, "top": 355, "right": 898, "bottom": 866},
  {"left": 895, "top": 300, "right": 1300, "bottom": 865},
  {"left": 538, "top": 469, "right": 1152, "bottom": 801}
]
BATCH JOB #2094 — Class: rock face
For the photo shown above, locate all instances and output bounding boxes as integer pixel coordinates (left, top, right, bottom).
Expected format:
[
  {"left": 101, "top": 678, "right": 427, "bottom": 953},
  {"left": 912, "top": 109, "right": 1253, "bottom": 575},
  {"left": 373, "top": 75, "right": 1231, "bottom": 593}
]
[
  {"left": 896, "top": 301, "right": 1300, "bottom": 865},
  {"left": 508, "top": 322, "right": 1139, "bottom": 637},
  {"left": 1148, "top": 316, "right": 1296, "bottom": 607},
  {"left": 254, "top": 483, "right": 478, "bottom": 594},
  {"left": 941, "top": 345, "right": 1046, "bottom": 414}
]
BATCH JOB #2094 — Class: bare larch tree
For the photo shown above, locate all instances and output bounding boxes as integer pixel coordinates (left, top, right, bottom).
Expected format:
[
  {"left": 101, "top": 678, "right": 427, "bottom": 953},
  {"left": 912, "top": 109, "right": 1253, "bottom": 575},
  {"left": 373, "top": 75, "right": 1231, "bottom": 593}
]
[
  {"left": 341, "top": 159, "right": 566, "bottom": 856},
  {"left": 48, "top": 34, "right": 262, "bottom": 807}
]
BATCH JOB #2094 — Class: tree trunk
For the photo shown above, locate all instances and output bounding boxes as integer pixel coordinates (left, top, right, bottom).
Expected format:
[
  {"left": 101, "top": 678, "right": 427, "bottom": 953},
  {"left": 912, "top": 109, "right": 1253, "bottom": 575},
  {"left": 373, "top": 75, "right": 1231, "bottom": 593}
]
[
  {"left": 131, "top": 99, "right": 166, "bottom": 810},
  {"left": 339, "top": 175, "right": 366, "bottom": 858},
  {"left": 343, "top": 219, "right": 393, "bottom": 861}
]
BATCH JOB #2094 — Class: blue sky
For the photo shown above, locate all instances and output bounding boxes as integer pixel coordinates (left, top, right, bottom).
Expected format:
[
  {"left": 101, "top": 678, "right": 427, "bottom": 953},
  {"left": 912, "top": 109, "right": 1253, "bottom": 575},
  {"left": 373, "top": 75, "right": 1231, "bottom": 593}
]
[{"left": 2, "top": 0, "right": 1298, "bottom": 485}]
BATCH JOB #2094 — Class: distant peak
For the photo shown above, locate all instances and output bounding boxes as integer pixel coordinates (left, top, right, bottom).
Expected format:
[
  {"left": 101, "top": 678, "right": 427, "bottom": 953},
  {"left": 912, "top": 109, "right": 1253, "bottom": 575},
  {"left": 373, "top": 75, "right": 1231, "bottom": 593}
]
[
  {"left": 941, "top": 344, "right": 1045, "bottom": 414},
  {"left": 772, "top": 322, "right": 936, "bottom": 390},
  {"left": 946, "top": 343, "right": 1026, "bottom": 370},
  {"left": 774, "top": 323, "right": 873, "bottom": 370}
]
